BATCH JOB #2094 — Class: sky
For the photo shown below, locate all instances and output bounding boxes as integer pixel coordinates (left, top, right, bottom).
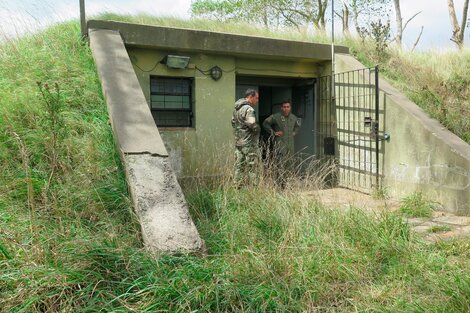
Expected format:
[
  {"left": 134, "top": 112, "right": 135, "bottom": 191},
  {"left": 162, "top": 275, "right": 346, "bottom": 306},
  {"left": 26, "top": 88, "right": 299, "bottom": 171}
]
[{"left": 0, "top": 0, "right": 468, "bottom": 51}]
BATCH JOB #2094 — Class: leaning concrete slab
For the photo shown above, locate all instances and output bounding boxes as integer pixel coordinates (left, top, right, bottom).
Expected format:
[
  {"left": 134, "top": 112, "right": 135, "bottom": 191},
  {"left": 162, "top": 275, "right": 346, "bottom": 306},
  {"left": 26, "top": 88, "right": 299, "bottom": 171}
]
[
  {"left": 125, "top": 155, "right": 204, "bottom": 252},
  {"left": 89, "top": 28, "right": 167, "bottom": 156},
  {"left": 89, "top": 28, "right": 204, "bottom": 253}
]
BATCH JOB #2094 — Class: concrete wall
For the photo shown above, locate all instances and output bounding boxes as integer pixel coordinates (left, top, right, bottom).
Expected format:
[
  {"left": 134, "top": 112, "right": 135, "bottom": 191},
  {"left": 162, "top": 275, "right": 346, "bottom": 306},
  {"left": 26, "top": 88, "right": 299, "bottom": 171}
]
[
  {"left": 336, "top": 54, "right": 470, "bottom": 215},
  {"left": 128, "top": 47, "right": 319, "bottom": 178}
]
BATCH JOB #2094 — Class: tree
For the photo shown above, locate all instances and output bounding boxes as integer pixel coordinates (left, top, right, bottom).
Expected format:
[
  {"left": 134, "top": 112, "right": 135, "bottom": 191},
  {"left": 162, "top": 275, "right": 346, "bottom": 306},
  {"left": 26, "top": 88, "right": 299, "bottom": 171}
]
[
  {"left": 392, "top": 0, "right": 402, "bottom": 47},
  {"left": 447, "top": 0, "right": 469, "bottom": 49},
  {"left": 341, "top": 0, "right": 351, "bottom": 35},
  {"left": 191, "top": 0, "right": 330, "bottom": 32},
  {"left": 336, "top": 0, "right": 391, "bottom": 35},
  {"left": 273, "top": 0, "right": 329, "bottom": 32},
  {"left": 190, "top": 0, "right": 279, "bottom": 28},
  {"left": 390, "top": 0, "right": 422, "bottom": 49}
]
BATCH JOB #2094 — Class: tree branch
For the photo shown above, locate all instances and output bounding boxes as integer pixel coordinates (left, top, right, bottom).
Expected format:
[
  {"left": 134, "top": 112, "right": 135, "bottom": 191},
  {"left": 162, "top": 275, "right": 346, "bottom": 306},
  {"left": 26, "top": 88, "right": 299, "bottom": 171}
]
[
  {"left": 402, "top": 11, "right": 422, "bottom": 33},
  {"left": 411, "top": 26, "right": 424, "bottom": 52},
  {"left": 458, "top": 0, "right": 469, "bottom": 42}
]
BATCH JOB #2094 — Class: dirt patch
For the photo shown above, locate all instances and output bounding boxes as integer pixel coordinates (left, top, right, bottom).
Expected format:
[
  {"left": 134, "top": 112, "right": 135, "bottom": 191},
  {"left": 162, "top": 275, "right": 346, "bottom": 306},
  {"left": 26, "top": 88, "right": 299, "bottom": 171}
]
[
  {"left": 302, "top": 188, "right": 400, "bottom": 212},
  {"left": 303, "top": 188, "right": 470, "bottom": 243}
]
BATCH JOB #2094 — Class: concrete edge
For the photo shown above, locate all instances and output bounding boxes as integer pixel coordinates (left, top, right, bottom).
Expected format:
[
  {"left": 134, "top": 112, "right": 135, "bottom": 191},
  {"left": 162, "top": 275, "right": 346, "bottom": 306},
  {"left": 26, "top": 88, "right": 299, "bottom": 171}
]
[{"left": 87, "top": 19, "right": 349, "bottom": 60}]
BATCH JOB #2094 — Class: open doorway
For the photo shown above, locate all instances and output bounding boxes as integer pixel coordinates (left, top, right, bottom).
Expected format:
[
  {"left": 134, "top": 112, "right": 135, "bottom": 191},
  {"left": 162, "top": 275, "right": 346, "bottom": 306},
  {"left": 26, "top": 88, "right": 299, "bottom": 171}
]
[{"left": 235, "top": 76, "right": 316, "bottom": 161}]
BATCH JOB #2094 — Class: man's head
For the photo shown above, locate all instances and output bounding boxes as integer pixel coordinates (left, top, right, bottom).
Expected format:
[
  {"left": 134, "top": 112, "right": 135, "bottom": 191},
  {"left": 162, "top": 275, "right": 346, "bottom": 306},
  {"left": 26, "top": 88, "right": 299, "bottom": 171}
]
[
  {"left": 245, "top": 89, "right": 259, "bottom": 106},
  {"left": 280, "top": 100, "right": 292, "bottom": 116}
]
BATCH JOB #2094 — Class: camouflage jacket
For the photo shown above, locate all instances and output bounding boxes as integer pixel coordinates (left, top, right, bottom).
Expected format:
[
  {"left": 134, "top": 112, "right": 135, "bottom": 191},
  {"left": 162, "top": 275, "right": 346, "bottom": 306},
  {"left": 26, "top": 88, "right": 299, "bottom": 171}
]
[
  {"left": 262, "top": 112, "right": 300, "bottom": 155},
  {"left": 231, "top": 98, "right": 259, "bottom": 147}
]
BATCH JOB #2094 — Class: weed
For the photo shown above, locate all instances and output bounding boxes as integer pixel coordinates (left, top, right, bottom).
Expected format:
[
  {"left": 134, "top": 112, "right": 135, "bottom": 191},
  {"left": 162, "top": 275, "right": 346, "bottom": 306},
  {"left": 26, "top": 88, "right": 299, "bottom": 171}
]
[
  {"left": 372, "top": 185, "right": 389, "bottom": 200},
  {"left": 429, "top": 225, "right": 452, "bottom": 233},
  {"left": 399, "top": 192, "right": 435, "bottom": 218}
]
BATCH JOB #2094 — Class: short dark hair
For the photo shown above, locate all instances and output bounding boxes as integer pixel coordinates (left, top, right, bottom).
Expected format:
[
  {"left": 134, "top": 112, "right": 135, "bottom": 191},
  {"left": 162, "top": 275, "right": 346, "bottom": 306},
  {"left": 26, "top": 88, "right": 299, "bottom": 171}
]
[
  {"left": 281, "top": 100, "right": 291, "bottom": 106},
  {"left": 245, "top": 89, "right": 258, "bottom": 98}
]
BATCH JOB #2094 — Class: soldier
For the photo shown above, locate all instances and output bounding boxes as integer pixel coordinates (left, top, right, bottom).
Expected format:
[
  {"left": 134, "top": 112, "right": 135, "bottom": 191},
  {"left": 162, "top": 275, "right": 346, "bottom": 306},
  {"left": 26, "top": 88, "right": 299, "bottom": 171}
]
[
  {"left": 231, "top": 89, "right": 260, "bottom": 188},
  {"left": 262, "top": 100, "right": 300, "bottom": 187}
]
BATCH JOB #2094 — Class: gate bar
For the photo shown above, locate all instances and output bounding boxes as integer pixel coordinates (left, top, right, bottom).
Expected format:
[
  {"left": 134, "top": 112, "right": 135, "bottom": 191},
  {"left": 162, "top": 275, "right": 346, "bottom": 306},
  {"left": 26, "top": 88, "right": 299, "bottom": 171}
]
[{"left": 375, "top": 65, "right": 380, "bottom": 188}]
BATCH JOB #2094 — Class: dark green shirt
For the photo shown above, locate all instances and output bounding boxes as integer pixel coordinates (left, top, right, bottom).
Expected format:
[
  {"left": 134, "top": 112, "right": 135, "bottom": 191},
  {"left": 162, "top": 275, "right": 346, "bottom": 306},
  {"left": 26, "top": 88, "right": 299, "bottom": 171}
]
[
  {"left": 231, "top": 98, "right": 259, "bottom": 147},
  {"left": 263, "top": 112, "right": 300, "bottom": 155}
]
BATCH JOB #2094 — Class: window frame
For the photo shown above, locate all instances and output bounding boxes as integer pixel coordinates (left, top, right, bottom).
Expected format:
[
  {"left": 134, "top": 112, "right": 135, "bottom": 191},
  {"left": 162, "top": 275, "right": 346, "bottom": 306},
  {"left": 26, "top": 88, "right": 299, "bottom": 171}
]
[{"left": 149, "top": 75, "right": 194, "bottom": 128}]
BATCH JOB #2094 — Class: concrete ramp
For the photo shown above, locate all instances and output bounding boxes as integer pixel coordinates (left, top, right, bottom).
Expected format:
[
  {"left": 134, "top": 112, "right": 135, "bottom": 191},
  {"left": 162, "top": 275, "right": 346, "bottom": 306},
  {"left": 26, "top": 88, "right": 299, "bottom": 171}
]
[{"left": 89, "top": 29, "right": 204, "bottom": 253}]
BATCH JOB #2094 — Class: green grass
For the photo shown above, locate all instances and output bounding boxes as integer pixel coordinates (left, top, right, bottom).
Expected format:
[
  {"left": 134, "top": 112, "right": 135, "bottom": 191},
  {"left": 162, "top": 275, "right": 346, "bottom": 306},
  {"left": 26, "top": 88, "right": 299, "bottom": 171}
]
[
  {"left": 399, "top": 192, "right": 435, "bottom": 218},
  {"left": 95, "top": 13, "right": 331, "bottom": 43},
  {"left": 1, "top": 19, "right": 469, "bottom": 312},
  {"left": 429, "top": 225, "right": 452, "bottom": 233}
]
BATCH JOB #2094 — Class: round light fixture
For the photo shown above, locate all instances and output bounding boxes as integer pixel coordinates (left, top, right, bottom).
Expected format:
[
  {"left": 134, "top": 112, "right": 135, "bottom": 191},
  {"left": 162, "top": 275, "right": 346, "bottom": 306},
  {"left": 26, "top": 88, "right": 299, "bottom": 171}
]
[{"left": 209, "top": 66, "right": 223, "bottom": 81}]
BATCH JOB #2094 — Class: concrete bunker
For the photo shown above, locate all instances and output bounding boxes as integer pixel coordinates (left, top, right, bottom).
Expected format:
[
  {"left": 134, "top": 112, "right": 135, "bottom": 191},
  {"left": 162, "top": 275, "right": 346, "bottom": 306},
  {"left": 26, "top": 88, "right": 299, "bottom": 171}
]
[
  {"left": 88, "top": 18, "right": 470, "bottom": 243},
  {"left": 97, "top": 19, "right": 346, "bottom": 180}
]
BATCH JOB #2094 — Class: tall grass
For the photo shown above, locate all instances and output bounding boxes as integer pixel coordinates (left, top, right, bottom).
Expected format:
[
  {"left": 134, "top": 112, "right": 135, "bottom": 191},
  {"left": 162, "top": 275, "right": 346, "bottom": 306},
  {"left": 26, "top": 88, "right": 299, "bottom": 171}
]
[
  {"left": 1, "top": 20, "right": 469, "bottom": 312},
  {"left": 96, "top": 13, "right": 331, "bottom": 43}
]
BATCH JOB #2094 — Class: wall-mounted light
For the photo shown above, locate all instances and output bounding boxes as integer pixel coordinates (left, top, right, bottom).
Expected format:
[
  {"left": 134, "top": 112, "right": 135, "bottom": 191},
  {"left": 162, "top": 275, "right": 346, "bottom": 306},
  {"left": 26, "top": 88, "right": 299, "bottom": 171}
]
[
  {"left": 161, "top": 55, "right": 190, "bottom": 69},
  {"left": 209, "top": 66, "right": 223, "bottom": 81}
]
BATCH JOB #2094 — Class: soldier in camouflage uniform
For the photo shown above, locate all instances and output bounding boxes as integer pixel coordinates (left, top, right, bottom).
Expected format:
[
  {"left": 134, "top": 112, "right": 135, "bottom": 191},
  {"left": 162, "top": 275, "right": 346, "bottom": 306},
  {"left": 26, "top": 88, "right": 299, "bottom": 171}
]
[
  {"left": 262, "top": 100, "right": 300, "bottom": 187},
  {"left": 231, "top": 89, "right": 260, "bottom": 188}
]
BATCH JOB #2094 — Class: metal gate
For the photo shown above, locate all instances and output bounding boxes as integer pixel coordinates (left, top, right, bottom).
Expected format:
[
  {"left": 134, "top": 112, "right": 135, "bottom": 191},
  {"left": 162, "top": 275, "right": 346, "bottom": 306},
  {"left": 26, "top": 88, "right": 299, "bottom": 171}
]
[{"left": 317, "top": 66, "right": 383, "bottom": 192}]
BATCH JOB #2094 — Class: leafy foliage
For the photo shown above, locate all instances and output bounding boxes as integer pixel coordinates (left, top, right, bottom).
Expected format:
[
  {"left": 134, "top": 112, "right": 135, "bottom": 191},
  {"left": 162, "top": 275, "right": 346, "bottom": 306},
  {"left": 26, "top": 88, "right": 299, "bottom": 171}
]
[{"left": 358, "top": 19, "right": 391, "bottom": 62}]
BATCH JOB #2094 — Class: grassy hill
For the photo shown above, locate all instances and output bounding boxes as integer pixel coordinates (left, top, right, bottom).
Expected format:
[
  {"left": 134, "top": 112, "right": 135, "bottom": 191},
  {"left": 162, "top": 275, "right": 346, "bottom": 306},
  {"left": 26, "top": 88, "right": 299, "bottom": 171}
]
[{"left": 0, "top": 20, "right": 469, "bottom": 312}]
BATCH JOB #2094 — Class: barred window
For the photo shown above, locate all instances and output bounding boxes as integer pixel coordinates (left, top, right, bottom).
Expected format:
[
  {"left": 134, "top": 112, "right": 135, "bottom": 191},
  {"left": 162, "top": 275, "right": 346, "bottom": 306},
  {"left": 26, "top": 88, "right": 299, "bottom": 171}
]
[{"left": 150, "top": 76, "right": 193, "bottom": 127}]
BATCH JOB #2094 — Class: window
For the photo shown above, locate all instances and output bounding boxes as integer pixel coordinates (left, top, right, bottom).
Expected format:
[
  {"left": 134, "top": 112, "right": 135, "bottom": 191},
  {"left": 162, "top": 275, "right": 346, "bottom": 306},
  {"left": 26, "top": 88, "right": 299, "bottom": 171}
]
[{"left": 150, "top": 76, "right": 193, "bottom": 127}]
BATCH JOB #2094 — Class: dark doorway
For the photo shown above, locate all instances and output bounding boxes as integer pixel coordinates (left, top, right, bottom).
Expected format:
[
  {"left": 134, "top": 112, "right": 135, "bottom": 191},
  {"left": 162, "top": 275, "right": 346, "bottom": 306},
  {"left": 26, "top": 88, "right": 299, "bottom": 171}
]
[{"left": 235, "top": 76, "right": 316, "bottom": 160}]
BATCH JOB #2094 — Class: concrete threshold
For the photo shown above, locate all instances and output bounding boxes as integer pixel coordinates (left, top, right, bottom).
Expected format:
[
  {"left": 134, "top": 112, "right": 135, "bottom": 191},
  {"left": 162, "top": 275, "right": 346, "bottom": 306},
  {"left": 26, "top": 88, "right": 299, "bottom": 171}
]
[{"left": 89, "top": 28, "right": 204, "bottom": 253}]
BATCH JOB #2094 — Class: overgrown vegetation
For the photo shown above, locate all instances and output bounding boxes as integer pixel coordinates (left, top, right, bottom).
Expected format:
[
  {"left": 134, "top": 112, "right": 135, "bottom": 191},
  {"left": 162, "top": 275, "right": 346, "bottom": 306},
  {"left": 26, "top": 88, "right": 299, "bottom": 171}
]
[
  {"left": 399, "top": 192, "right": 435, "bottom": 218},
  {"left": 1, "top": 19, "right": 469, "bottom": 312},
  {"left": 429, "top": 225, "right": 452, "bottom": 233}
]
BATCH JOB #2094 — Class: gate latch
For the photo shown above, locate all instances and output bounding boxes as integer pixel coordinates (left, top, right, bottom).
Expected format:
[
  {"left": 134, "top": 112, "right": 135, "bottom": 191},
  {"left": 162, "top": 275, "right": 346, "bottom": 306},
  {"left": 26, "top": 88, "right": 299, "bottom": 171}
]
[
  {"left": 371, "top": 121, "right": 379, "bottom": 139},
  {"left": 364, "top": 117, "right": 379, "bottom": 139}
]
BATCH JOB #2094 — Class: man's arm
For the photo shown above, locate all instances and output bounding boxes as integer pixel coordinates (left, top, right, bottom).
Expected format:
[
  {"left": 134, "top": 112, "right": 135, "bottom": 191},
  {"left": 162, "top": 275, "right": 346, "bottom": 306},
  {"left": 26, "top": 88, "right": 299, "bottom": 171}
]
[
  {"left": 262, "top": 115, "right": 275, "bottom": 135},
  {"left": 244, "top": 106, "right": 258, "bottom": 130}
]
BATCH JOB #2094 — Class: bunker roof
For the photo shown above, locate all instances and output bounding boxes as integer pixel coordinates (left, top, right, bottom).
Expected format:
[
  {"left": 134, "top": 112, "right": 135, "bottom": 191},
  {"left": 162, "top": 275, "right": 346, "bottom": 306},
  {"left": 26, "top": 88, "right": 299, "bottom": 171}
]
[{"left": 88, "top": 20, "right": 349, "bottom": 62}]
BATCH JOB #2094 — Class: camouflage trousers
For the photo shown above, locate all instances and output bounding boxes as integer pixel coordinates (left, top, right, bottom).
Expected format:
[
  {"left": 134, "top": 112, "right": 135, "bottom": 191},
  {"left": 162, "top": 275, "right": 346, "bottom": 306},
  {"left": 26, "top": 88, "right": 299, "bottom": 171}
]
[{"left": 233, "top": 145, "right": 260, "bottom": 188}]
